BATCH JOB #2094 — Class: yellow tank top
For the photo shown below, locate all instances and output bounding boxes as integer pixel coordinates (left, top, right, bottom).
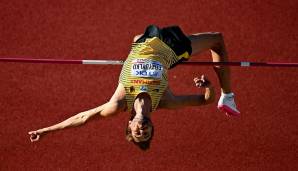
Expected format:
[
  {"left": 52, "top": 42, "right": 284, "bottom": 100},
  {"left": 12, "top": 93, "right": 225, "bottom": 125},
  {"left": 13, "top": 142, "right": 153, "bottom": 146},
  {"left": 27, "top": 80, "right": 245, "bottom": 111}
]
[{"left": 119, "top": 37, "right": 186, "bottom": 111}]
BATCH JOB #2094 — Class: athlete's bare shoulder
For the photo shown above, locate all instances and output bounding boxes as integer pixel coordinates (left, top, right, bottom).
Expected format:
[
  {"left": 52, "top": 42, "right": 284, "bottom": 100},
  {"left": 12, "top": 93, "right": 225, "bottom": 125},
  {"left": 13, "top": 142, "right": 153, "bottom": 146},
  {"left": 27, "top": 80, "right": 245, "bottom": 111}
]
[{"left": 108, "top": 83, "right": 127, "bottom": 111}]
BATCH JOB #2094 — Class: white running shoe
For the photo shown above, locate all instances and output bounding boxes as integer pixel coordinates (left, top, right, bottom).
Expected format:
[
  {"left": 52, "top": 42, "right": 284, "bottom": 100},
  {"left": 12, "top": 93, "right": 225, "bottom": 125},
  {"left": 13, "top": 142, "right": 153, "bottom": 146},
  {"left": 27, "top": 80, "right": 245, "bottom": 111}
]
[{"left": 217, "top": 92, "right": 240, "bottom": 116}]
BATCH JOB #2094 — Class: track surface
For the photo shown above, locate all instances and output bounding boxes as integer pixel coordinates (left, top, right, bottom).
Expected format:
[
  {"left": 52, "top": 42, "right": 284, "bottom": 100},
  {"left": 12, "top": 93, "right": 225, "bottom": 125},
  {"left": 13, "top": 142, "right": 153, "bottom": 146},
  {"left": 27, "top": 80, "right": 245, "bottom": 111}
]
[{"left": 1, "top": 0, "right": 298, "bottom": 170}]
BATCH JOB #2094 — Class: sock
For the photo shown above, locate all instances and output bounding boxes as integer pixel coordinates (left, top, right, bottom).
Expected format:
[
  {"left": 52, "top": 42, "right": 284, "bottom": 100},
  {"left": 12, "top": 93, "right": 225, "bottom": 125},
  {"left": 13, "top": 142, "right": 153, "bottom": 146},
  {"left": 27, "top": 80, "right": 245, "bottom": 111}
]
[{"left": 221, "top": 92, "right": 234, "bottom": 97}]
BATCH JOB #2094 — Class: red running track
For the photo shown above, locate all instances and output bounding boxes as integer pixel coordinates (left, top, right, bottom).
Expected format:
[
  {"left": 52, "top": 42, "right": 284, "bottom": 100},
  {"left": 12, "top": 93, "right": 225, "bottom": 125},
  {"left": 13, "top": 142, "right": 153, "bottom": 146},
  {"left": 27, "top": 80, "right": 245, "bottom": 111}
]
[{"left": 1, "top": 0, "right": 298, "bottom": 170}]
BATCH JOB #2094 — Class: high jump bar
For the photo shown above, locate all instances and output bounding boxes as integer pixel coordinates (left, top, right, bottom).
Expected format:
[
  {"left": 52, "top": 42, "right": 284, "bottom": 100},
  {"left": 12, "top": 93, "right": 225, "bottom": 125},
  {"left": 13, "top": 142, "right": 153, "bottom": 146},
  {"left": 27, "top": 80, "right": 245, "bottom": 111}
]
[{"left": 0, "top": 57, "right": 298, "bottom": 67}]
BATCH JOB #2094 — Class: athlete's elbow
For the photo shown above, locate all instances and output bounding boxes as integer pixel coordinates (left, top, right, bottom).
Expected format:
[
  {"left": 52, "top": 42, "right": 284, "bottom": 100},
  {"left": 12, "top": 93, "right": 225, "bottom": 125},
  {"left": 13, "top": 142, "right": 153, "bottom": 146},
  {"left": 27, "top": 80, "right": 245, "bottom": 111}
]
[
  {"left": 80, "top": 113, "right": 89, "bottom": 124},
  {"left": 71, "top": 113, "right": 89, "bottom": 125}
]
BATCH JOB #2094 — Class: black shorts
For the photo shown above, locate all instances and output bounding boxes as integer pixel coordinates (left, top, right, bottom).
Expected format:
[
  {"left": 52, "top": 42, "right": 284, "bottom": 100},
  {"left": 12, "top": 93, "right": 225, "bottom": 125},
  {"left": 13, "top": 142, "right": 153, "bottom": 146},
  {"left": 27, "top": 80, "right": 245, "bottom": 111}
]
[{"left": 136, "top": 25, "right": 192, "bottom": 68}]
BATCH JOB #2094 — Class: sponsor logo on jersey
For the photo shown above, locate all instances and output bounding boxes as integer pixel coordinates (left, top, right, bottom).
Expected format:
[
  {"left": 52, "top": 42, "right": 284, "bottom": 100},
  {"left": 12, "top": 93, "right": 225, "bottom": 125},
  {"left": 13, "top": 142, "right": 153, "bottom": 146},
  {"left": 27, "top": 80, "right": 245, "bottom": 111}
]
[
  {"left": 130, "top": 79, "right": 161, "bottom": 85},
  {"left": 140, "top": 85, "right": 148, "bottom": 92},
  {"left": 131, "top": 59, "right": 163, "bottom": 79}
]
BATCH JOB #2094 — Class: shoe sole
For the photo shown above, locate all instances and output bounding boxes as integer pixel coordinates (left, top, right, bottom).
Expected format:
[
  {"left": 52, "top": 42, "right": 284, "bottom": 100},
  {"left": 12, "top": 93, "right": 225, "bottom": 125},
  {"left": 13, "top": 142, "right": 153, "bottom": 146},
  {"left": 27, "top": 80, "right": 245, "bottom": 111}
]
[{"left": 218, "top": 105, "right": 240, "bottom": 116}]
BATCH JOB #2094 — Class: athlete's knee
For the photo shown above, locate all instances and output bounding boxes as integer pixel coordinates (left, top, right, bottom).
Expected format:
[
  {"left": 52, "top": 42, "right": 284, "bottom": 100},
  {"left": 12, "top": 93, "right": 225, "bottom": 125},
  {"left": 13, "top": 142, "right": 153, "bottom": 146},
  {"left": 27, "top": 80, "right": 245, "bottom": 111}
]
[{"left": 133, "top": 34, "right": 143, "bottom": 42}]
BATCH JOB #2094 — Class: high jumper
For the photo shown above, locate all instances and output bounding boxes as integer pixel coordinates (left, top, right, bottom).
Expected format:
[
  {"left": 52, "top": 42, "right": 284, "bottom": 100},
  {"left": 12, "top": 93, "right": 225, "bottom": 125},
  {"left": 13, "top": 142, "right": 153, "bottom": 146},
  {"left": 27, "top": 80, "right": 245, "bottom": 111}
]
[{"left": 28, "top": 25, "right": 240, "bottom": 150}]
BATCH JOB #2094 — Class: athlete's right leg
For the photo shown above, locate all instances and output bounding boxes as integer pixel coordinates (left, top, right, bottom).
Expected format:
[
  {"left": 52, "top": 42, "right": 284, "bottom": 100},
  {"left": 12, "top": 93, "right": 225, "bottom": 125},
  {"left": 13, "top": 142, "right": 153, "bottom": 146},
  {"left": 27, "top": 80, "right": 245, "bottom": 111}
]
[
  {"left": 188, "top": 33, "right": 240, "bottom": 116},
  {"left": 188, "top": 33, "right": 232, "bottom": 93}
]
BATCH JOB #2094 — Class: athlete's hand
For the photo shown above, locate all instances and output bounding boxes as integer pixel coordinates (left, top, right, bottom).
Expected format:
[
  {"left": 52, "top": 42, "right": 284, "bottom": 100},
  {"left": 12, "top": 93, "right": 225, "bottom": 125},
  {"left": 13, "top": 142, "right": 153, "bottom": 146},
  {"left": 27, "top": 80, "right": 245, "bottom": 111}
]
[
  {"left": 194, "top": 75, "right": 211, "bottom": 88},
  {"left": 28, "top": 130, "right": 43, "bottom": 142}
]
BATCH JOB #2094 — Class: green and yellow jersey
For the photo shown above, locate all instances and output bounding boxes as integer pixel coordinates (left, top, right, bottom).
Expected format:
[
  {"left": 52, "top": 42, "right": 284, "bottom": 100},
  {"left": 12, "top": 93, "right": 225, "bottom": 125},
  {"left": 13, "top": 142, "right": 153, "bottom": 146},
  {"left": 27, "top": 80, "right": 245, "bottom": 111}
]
[{"left": 119, "top": 37, "right": 190, "bottom": 111}]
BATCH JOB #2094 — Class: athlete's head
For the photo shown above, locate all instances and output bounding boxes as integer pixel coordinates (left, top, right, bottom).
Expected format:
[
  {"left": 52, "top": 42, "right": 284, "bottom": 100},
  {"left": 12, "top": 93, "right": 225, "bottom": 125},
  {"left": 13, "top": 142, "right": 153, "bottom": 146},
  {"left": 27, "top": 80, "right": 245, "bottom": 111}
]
[
  {"left": 126, "top": 115, "right": 154, "bottom": 150},
  {"left": 125, "top": 93, "right": 154, "bottom": 150}
]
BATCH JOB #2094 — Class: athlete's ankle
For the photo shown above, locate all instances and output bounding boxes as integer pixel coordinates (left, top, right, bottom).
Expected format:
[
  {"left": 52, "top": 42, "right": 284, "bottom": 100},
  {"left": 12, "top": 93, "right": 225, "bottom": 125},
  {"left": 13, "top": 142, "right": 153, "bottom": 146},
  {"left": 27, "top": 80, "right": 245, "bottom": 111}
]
[{"left": 221, "top": 92, "right": 234, "bottom": 97}]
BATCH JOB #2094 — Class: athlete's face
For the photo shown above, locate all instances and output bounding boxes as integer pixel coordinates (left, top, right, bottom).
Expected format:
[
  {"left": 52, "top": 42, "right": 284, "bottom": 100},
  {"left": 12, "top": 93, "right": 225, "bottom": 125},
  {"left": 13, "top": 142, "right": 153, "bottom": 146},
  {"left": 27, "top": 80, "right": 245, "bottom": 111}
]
[{"left": 128, "top": 116, "right": 153, "bottom": 142}]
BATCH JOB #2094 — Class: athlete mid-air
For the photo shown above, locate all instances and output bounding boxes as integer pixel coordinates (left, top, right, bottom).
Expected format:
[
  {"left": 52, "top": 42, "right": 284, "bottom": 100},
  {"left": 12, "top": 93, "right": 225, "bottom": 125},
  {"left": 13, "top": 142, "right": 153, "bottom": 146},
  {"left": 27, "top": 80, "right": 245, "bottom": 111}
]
[{"left": 29, "top": 25, "right": 240, "bottom": 150}]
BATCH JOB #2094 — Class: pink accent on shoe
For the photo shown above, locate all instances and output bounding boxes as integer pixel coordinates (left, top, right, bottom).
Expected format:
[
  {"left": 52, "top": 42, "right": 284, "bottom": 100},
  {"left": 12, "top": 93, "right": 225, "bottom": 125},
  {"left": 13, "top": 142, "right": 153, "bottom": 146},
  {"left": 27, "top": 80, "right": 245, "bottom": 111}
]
[{"left": 218, "top": 105, "right": 240, "bottom": 116}]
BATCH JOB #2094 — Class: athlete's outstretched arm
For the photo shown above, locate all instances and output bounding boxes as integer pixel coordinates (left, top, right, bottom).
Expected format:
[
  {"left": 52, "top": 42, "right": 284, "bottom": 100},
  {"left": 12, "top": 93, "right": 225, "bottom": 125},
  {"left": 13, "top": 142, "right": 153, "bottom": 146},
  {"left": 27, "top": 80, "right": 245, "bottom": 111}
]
[
  {"left": 188, "top": 32, "right": 231, "bottom": 93},
  {"left": 28, "top": 83, "right": 127, "bottom": 142},
  {"left": 28, "top": 100, "right": 124, "bottom": 142},
  {"left": 158, "top": 75, "right": 215, "bottom": 109}
]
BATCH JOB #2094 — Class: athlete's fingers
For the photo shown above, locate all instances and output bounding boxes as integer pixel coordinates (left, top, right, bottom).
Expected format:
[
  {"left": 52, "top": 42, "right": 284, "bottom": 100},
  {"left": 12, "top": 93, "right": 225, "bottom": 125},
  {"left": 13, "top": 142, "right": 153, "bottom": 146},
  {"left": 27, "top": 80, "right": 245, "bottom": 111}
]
[
  {"left": 200, "top": 75, "right": 210, "bottom": 81},
  {"left": 194, "top": 75, "right": 211, "bottom": 87},
  {"left": 194, "top": 78, "right": 200, "bottom": 86},
  {"left": 30, "top": 133, "right": 40, "bottom": 142},
  {"left": 195, "top": 80, "right": 204, "bottom": 87},
  {"left": 28, "top": 131, "right": 37, "bottom": 135},
  {"left": 193, "top": 77, "right": 199, "bottom": 82},
  {"left": 194, "top": 75, "right": 207, "bottom": 82},
  {"left": 196, "top": 79, "right": 211, "bottom": 87},
  {"left": 194, "top": 78, "right": 203, "bottom": 86}
]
